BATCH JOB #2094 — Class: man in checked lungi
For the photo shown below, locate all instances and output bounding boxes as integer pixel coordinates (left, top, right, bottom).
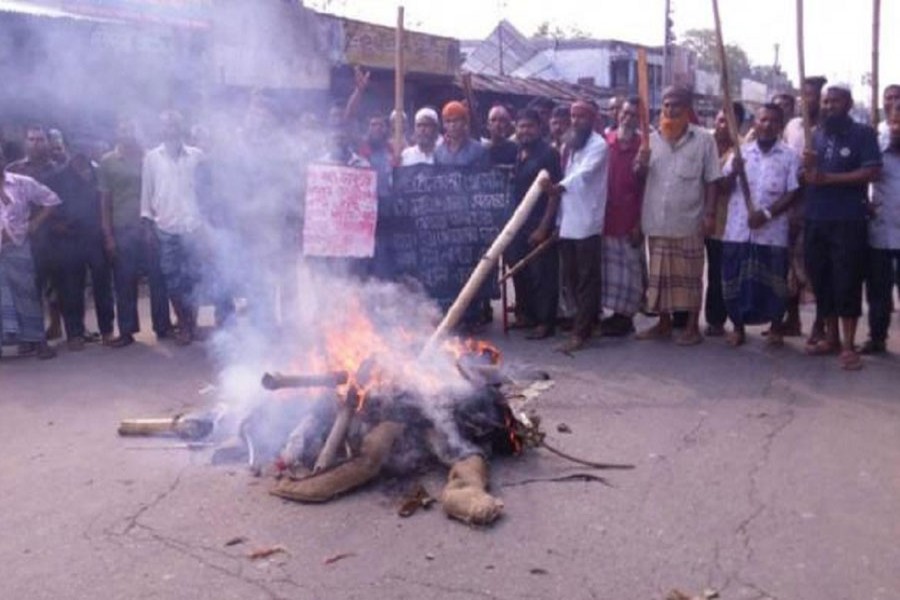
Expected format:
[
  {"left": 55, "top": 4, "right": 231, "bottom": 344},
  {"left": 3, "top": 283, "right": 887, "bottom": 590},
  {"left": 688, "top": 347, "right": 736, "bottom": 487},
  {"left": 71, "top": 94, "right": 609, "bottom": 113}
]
[
  {"left": 599, "top": 98, "right": 645, "bottom": 336},
  {"left": 0, "top": 144, "right": 61, "bottom": 360},
  {"left": 719, "top": 104, "right": 801, "bottom": 348},
  {"left": 635, "top": 86, "right": 722, "bottom": 346}
]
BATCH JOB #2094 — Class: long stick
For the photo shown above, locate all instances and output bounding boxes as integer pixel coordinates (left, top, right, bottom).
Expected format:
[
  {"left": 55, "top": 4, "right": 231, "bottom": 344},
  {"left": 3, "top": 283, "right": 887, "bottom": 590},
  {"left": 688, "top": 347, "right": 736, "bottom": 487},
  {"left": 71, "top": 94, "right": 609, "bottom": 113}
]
[
  {"left": 499, "top": 234, "right": 557, "bottom": 283},
  {"left": 313, "top": 389, "right": 357, "bottom": 473},
  {"left": 711, "top": 0, "right": 754, "bottom": 215},
  {"left": 871, "top": 0, "right": 881, "bottom": 128},
  {"left": 637, "top": 48, "right": 651, "bottom": 150},
  {"left": 796, "top": 0, "right": 812, "bottom": 150},
  {"left": 393, "top": 6, "right": 406, "bottom": 154},
  {"left": 424, "top": 169, "right": 550, "bottom": 350}
]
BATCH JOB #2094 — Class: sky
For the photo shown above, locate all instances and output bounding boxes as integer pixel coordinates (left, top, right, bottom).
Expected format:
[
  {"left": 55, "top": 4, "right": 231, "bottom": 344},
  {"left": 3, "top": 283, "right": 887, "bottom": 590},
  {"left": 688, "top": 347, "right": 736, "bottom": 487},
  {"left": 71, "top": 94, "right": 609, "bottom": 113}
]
[{"left": 308, "top": 0, "right": 900, "bottom": 108}]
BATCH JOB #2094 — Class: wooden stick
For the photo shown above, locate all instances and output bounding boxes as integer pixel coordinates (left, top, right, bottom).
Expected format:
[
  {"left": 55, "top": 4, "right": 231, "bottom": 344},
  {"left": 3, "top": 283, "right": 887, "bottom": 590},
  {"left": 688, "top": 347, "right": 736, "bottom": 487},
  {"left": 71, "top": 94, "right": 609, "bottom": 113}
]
[
  {"left": 796, "top": 0, "right": 812, "bottom": 150},
  {"left": 261, "top": 371, "right": 349, "bottom": 391},
  {"left": 636, "top": 48, "right": 651, "bottom": 150},
  {"left": 499, "top": 234, "right": 557, "bottom": 283},
  {"left": 393, "top": 6, "right": 406, "bottom": 154},
  {"left": 424, "top": 170, "right": 551, "bottom": 350},
  {"left": 711, "top": 0, "right": 755, "bottom": 215},
  {"left": 871, "top": 0, "right": 881, "bottom": 128}
]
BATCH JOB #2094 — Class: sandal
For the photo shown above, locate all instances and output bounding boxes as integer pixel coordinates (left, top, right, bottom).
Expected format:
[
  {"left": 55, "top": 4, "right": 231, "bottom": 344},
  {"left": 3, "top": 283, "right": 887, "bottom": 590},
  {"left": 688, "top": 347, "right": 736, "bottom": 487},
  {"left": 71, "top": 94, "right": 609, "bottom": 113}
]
[
  {"left": 635, "top": 325, "right": 673, "bottom": 341},
  {"left": 839, "top": 349, "right": 863, "bottom": 371}
]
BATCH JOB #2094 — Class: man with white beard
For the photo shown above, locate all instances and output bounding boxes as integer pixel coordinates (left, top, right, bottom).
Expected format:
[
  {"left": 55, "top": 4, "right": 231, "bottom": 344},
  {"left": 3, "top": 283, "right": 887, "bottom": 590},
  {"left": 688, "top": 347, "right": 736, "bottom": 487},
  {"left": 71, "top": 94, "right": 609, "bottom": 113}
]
[{"left": 548, "top": 100, "right": 608, "bottom": 352}]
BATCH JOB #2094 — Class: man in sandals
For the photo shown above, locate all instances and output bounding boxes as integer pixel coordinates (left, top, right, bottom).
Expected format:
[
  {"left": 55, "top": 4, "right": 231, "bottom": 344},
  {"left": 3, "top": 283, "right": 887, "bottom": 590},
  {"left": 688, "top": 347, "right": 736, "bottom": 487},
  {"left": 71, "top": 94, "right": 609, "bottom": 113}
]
[
  {"left": 635, "top": 86, "right": 721, "bottom": 346},
  {"left": 802, "top": 84, "right": 881, "bottom": 370},
  {"left": 720, "top": 104, "right": 800, "bottom": 348}
]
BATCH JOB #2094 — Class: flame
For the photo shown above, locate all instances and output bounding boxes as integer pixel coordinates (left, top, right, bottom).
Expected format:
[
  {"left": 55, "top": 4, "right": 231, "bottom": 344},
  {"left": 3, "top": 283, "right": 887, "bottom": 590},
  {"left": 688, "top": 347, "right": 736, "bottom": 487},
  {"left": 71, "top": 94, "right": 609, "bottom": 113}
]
[{"left": 442, "top": 337, "right": 502, "bottom": 365}]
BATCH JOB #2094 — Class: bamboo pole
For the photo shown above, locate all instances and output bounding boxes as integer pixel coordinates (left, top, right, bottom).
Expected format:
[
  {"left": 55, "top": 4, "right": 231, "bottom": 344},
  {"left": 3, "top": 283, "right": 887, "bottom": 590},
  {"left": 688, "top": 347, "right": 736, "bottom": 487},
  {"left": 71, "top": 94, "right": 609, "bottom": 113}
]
[
  {"left": 871, "top": 0, "right": 881, "bottom": 128},
  {"left": 637, "top": 48, "right": 651, "bottom": 150},
  {"left": 424, "top": 169, "right": 551, "bottom": 350},
  {"left": 313, "top": 388, "right": 357, "bottom": 473},
  {"left": 499, "top": 234, "right": 557, "bottom": 283},
  {"left": 393, "top": 6, "right": 406, "bottom": 154},
  {"left": 711, "top": 0, "right": 754, "bottom": 215},
  {"left": 796, "top": 0, "right": 812, "bottom": 150}
]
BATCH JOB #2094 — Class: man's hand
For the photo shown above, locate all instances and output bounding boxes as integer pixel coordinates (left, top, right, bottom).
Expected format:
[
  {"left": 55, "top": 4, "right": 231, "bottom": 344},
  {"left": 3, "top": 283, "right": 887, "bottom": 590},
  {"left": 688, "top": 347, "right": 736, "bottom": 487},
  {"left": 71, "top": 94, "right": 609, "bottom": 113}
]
[
  {"left": 353, "top": 66, "right": 370, "bottom": 92},
  {"left": 635, "top": 147, "right": 651, "bottom": 171},
  {"left": 528, "top": 225, "right": 550, "bottom": 247},
  {"left": 702, "top": 213, "right": 716, "bottom": 237},
  {"left": 802, "top": 149, "right": 817, "bottom": 172},
  {"left": 628, "top": 225, "right": 643, "bottom": 248},
  {"left": 730, "top": 155, "right": 745, "bottom": 177},
  {"left": 104, "top": 233, "right": 117, "bottom": 261},
  {"left": 747, "top": 209, "right": 768, "bottom": 229},
  {"left": 803, "top": 169, "right": 828, "bottom": 186}
]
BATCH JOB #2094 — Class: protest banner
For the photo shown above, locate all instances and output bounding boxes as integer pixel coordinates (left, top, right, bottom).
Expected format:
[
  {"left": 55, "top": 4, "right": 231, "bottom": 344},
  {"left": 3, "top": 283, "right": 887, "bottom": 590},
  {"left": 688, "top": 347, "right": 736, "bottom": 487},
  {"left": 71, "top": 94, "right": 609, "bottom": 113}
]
[
  {"left": 302, "top": 164, "right": 378, "bottom": 258},
  {"left": 382, "top": 165, "right": 512, "bottom": 307}
]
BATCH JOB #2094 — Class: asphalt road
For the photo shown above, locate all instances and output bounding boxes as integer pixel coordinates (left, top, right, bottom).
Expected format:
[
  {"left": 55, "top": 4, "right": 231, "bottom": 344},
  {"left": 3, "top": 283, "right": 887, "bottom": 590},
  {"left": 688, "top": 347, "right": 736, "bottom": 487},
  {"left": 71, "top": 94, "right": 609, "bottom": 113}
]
[{"left": 2, "top": 301, "right": 899, "bottom": 600}]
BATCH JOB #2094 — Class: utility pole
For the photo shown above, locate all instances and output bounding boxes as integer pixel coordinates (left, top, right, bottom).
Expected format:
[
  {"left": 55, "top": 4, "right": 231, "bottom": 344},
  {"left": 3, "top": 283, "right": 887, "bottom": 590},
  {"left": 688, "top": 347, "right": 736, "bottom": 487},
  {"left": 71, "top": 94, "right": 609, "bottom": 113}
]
[{"left": 663, "top": 0, "right": 673, "bottom": 87}]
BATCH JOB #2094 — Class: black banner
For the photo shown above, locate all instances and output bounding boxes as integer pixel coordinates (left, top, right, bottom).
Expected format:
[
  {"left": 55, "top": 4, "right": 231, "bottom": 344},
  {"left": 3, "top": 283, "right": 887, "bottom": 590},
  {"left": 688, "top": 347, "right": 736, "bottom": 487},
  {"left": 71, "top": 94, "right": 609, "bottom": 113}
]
[{"left": 380, "top": 165, "right": 512, "bottom": 307}]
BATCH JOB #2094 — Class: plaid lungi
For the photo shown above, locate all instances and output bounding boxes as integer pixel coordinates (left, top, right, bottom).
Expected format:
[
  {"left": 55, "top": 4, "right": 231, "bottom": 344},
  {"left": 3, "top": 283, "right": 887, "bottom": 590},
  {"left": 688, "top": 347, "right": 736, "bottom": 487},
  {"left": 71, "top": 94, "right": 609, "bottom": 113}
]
[
  {"left": 0, "top": 242, "right": 45, "bottom": 343},
  {"left": 601, "top": 236, "right": 645, "bottom": 316},
  {"left": 646, "top": 234, "right": 705, "bottom": 313},
  {"left": 722, "top": 241, "right": 789, "bottom": 326}
]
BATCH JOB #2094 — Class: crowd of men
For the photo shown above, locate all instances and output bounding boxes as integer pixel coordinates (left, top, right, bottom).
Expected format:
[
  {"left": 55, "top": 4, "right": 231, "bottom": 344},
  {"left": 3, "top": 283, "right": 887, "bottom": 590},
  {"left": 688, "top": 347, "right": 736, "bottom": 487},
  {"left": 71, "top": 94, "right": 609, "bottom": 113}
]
[{"left": 1, "top": 75, "right": 898, "bottom": 370}]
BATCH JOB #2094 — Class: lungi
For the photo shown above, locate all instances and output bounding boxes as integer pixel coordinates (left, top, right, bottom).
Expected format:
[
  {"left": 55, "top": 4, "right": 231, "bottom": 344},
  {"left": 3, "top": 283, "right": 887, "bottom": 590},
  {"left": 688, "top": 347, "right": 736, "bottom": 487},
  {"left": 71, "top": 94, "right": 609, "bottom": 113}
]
[
  {"left": 645, "top": 234, "right": 704, "bottom": 313},
  {"left": 0, "top": 242, "right": 46, "bottom": 343},
  {"left": 601, "top": 236, "right": 644, "bottom": 316},
  {"left": 721, "top": 241, "right": 789, "bottom": 326}
]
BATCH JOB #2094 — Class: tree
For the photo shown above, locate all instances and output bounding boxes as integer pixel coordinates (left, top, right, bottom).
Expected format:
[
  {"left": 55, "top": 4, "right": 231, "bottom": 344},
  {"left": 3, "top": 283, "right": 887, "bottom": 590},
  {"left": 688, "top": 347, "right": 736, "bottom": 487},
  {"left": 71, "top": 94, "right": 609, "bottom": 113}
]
[
  {"left": 533, "top": 20, "right": 591, "bottom": 42},
  {"left": 681, "top": 28, "right": 751, "bottom": 97}
]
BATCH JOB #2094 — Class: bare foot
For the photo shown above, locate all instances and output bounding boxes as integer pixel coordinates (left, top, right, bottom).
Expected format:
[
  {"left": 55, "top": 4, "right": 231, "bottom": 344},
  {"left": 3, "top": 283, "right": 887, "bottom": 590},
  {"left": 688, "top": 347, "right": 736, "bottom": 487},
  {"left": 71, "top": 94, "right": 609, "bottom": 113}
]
[
  {"left": 557, "top": 336, "right": 587, "bottom": 353},
  {"left": 635, "top": 323, "right": 672, "bottom": 340},
  {"left": 675, "top": 329, "right": 703, "bottom": 346},
  {"left": 725, "top": 331, "right": 745, "bottom": 347}
]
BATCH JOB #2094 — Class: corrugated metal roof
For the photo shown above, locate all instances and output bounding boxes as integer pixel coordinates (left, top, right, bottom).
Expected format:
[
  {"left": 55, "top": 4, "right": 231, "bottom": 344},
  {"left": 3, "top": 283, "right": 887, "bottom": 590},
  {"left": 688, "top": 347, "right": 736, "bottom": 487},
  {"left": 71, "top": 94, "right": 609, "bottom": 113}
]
[{"left": 457, "top": 72, "right": 613, "bottom": 104}]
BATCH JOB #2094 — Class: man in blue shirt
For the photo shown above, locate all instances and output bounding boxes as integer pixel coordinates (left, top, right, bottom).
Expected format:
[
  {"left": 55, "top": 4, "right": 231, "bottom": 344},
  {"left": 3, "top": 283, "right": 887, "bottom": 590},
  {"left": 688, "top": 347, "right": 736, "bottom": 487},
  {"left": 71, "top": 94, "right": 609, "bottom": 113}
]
[{"left": 802, "top": 84, "right": 882, "bottom": 370}]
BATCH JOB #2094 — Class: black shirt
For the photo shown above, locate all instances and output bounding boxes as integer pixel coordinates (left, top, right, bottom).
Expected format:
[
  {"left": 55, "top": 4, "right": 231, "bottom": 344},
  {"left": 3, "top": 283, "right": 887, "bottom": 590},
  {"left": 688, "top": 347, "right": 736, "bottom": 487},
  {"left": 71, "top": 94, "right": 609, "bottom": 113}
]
[{"left": 513, "top": 139, "right": 562, "bottom": 233}]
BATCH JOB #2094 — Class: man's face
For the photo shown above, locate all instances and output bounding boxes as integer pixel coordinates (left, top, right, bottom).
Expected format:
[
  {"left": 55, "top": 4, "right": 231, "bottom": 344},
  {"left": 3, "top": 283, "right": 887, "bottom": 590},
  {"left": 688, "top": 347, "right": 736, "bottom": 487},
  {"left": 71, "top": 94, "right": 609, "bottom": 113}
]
[
  {"left": 888, "top": 111, "right": 900, "bottom": 145},
  {"left": 754, "top": 108, "right": 782, "bottom": 142},
  {"left": 444, "top": 116, "right": 467, "bottom": 142},
  {"left": 414, "top": 120, "right": 438, "bottom": 148},
  {"left": 571, "top": 109, "right": 594, "bottom": 135},
  {"left": 25, "top": 129, "right": 49, "bottom": 161},
  {"left": 116, "top": 121, "right": 137, "bottom": 145},
  {"left": 662, "top": 96, "right": 687, "bottom": 120},
  {"left": 488, "top": 108, "right": 511, "bottom": 141},
  {"left": 367, "top": 118, "right": 388, "bottom": 144},
  {"left": 884, "top": 87, "right": 900, "bottom": 117},
  {"left": 773, "top": 95, "right": 795, "bottom": 120},
  {"left": 516, "top": 117, "right": 540, "bottom": 146},
  {"left": 618, "top": 102, "right": 638, "bottom": 132},
  {"left": 714, "top": 110, "right": 729, "bottom": 142},
  {"left": 160, "top": 116, "right": 182, "bottom": 144},
  {"left": 802, "top": 83, "right": 822, "bottom": 116},
  {"left": 549, "top": 115, "right": 570, "bottom": 140},
  {"left": 821, "top": 89, "right": 851, "bottom": 121}
]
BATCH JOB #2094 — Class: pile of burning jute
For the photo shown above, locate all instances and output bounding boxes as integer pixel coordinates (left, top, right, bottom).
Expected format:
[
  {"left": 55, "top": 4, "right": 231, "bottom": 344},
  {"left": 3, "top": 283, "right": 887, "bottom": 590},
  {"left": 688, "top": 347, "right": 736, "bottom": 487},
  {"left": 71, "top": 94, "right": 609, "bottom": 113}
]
[{"left": 117, "top": 170, "right": 633, "bottom": 526}]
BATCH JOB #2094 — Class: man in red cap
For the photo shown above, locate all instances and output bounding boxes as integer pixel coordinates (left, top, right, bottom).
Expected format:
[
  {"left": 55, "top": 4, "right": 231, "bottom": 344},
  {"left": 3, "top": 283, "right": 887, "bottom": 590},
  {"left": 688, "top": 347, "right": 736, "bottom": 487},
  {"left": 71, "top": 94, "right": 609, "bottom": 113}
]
[{"left": 435, "top": 101, "right": 488, "bottom": 168}]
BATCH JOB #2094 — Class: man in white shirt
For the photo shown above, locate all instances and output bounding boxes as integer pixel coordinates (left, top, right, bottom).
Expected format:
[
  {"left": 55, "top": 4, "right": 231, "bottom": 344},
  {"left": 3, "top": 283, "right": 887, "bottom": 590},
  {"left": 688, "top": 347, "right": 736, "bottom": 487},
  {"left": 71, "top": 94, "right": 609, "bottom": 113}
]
[
  {"left": 720, "top": 104, "right": 800, "bottom": 348},
  {"left": 549, "top": 100, "right": 608, "bottom": 351},
  {"left": 140, "top": 110, "right": 205, "bottom": 345},
  {"left": 400, "top": 108, "right": 440, "bottom": 166},
  {"left": 877, "top": 85, "right": 899, "bottom": 151}
]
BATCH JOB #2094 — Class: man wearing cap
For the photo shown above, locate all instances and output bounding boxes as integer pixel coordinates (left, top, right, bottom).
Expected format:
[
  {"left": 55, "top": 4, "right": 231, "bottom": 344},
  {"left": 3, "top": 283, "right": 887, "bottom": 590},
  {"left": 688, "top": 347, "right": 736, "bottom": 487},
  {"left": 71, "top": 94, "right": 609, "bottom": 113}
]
[
  {"left": 401, "top": 108, "right": 440, "bottom": 166},
  {"left": 636, "top": 86, "right": 721, "bottom": 345},
  {"left": 802, "top": 84, "right": 881, "bottom": 369},
  {"left": 549, "top": 100, "right": 608, "bottom": 351},
  {"left": 434, "top": 101, "right": 489, "bottom": 168}
]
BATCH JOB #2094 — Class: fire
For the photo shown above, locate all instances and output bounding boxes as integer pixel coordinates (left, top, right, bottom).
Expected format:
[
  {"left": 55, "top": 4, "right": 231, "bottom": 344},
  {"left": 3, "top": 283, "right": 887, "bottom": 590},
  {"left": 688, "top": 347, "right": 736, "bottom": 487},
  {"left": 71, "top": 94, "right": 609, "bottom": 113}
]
[{"left": 442, "top": 338, "right": 502, "bottom": 365}]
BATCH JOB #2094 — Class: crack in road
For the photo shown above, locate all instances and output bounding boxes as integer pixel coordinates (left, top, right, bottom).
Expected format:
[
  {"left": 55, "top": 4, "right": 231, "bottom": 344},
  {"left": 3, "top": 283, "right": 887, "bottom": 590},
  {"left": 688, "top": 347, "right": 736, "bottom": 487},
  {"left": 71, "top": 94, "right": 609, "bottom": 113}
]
[
  {"left": 384, "top": 574, "right": 521, "bottom": 599},
  {"left": 120, "top": 467, "right": 186, "bottom": 535}
]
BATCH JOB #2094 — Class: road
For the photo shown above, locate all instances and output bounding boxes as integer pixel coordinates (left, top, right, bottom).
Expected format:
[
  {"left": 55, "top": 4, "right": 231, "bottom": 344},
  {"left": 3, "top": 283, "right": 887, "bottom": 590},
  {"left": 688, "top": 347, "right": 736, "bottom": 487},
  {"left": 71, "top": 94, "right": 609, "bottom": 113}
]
[{"left": 1, "top": 301, "right": 899, "bottom": 600}]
